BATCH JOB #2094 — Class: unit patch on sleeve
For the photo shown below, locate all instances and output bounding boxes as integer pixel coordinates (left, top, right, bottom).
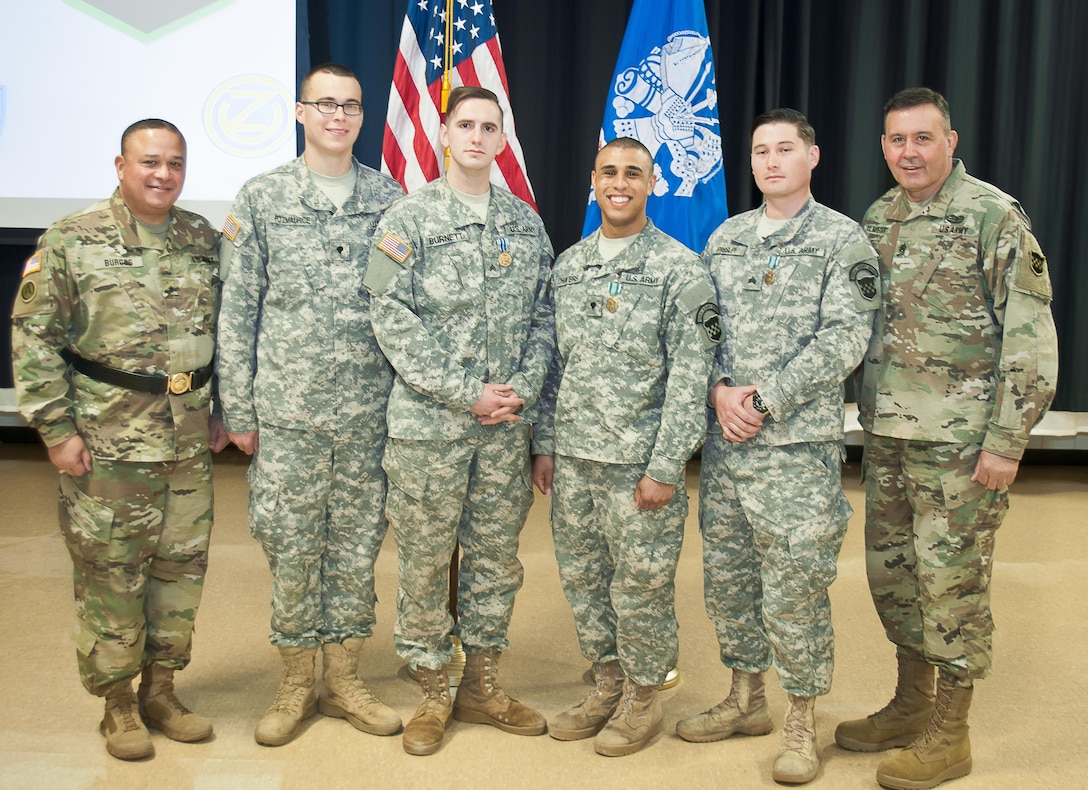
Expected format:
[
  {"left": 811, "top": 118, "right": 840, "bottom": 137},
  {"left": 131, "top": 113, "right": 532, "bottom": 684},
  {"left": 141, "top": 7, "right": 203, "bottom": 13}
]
[
  {"left": 849, "top": 261, "right": 880, "bottom": 310},
  {"left": 696, "top": 302, "right": 723, "bottom": 346}
]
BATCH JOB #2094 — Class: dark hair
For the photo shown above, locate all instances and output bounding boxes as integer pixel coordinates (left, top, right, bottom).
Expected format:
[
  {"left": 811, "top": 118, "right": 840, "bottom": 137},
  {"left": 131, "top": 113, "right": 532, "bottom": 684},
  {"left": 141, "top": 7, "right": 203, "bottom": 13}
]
[
  {"left": 596, "top": 136, "right": 653, "bottom": 165},
  {"left": 883, "top": 87, "right": 951, "bottom": 132},
  {"left": 120, "top": 119, "right": 185, "bottom": 155},
  {"left": 445, "top": 85, "right": 503, "bottom": 128},
  {"left": 300, "top": 62, "right": 361, "bottom": 100},
  {"left": 751, "top": 108, "right": 815, "bottom": 147}
]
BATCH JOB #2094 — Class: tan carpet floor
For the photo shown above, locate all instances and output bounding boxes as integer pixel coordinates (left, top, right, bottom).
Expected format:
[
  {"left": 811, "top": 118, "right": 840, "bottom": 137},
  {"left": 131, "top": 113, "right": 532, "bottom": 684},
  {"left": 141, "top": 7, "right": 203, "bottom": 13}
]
[{"left": 1, "top": 441, "right": 1085, "bottom": 789}]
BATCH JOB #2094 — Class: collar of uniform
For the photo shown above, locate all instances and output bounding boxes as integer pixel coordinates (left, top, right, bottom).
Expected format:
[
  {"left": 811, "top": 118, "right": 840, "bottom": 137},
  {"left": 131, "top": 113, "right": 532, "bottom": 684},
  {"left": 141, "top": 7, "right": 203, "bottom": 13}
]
[
  {"left": 886, "top": 159, "right": 966, "bottom": 222},
  {"left": 756, "top": 196, "right": 816, "bottom": 248},
  {"left": 109, "top": 187, "right": 180, "bottom": 252},
  {"left": 588, "top": 217, "right": 655, "bottom": 272},
  {"left": 295, "top": 155, "right": 343, "bottom": 214},
  {"left": 436, "top": 176, "right": 493, "bottom": 229}
]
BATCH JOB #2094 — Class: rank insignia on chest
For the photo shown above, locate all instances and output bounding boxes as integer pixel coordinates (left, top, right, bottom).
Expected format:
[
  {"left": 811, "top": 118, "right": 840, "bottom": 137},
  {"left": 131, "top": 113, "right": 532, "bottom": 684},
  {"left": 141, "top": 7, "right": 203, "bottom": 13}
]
[{"left": 606, "top": 296, "right": 619, "bottom": 312}]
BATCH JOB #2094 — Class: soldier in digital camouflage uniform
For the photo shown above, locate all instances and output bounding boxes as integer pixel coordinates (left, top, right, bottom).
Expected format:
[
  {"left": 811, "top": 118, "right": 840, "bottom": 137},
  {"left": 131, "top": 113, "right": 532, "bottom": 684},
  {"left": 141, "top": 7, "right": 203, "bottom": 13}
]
[
  {"left": 530, "top": 137, "right": 719, "bottom": 758},
  {"left": 363, "top": 86, "right": 555, "bottom": 757},
  {"left": 834, "top": 88, "right": 1058, "bottom": 790},
  {"left": 10, "top": 119, "right": 224, "bottom": 761},
  {"left": 676, "top": 109, "right": 879, "bottom": 785},
  {"left": 216, "top": 64, "right": 404, "bottom": 747}
]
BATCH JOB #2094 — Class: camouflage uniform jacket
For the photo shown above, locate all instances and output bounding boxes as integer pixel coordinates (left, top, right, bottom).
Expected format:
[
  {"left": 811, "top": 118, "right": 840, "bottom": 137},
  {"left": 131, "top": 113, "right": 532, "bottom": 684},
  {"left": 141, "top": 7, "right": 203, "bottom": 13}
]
[
  {"left": 217, "top": 156, "right": 403, "bottom": 436},
  {"left": 705, "top": 197, "right": 879, "bottom": 446},
  {"left": 11, "top": 189, "right": 219, "bottom": 461},
  {"left": 533, "top": 221, "right": 719, "bottom": 485},
  {"left": 859, "top": 160, "right": 1058, "bottom": 459},
  {"left": 363, "top": 178, "right": 555, "bottom": 440}
]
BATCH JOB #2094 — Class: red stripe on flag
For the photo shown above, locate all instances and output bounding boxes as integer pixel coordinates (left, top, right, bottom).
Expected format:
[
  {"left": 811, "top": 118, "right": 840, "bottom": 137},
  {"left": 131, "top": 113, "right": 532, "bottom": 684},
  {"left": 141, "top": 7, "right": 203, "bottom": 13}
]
[{"left": 382, "top": 1, "right": 536, "bottom": 208}]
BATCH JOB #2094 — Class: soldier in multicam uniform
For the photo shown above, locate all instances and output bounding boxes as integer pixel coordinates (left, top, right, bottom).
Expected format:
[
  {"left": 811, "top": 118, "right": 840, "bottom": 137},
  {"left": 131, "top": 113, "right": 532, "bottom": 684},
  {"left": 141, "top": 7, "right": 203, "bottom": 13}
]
[
  {"left": 10, "top": 119, "right": 224, "bottom": 761},
  {"left": 216, "top": 63, "right": 404, "bottom": 747},
  {"left": 531, "top": 137, "right": 720, "bottom": 757},
  {"left": 363, "top": 85, "right": 555, "bottom": 756},
  {"left": 676, "top": 109, "right": 879, "bottom": 785},
  {"left": 835, "top": 88, "right": 1058, "bottom": 790}
]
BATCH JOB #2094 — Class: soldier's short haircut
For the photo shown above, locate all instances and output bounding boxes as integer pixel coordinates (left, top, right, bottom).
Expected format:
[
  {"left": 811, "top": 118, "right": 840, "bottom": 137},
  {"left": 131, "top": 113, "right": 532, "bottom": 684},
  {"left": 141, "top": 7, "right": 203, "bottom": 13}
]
[
  {"left": 120, "top": 119, "right": 185, "bottom": 155},
  {"left": 595, "top": 136, "right": 653, "bottom": 168},
  {"left": 445, "top": 85, "right": 503, "bottom": 129},
  {"left": 884, "top": 87, "right": 952, "bottom": 133},
  {"left": 300, "top": 62, "right": 361, "bottom": 100},
  {"left": 751, "top": 108, "right": 815, "bottom": 147}
]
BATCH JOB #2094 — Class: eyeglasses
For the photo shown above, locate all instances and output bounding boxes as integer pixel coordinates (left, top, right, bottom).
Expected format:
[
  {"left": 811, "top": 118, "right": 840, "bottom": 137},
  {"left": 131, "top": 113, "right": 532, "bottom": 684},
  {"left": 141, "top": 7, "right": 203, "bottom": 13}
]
[{"left": 299, "top": 101, "right": 363, "bottom": 116}]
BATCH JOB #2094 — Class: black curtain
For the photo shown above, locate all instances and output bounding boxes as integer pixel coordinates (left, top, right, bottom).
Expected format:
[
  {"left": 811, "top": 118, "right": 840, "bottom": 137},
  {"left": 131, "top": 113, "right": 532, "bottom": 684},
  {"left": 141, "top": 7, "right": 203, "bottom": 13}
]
[{"left": 304, "top": 0, "right": 1087, "bottom": 411}]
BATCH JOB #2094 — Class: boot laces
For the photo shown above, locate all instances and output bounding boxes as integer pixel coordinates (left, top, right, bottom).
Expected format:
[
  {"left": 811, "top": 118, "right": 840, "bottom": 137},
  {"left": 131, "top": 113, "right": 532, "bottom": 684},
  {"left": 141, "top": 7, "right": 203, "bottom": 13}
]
[
  {"left": 783, "top": 698, "right": 811, "bottom": 751},
  {"left": 111, "top": 691, "right": 144, "bottom": 733},
  {"left": 615, "top": 682, "right": 643, "bottom": 722},
  {"left": 913, "top": 684, "right": 954, "bottom": 751},
  {"left": 476, "top": 656, "right": 513, "bottom": 704},
  {"left": 341, "top": 678, "right": 379, "bottom": 705},
  {"left": 419, "top": 670, "right": 450, "bottom": 704},
  {"left": 574, "top": 672, "right": 611, "bottom": 711},
  {"left": 155, "top": 689, "right": 194, "bottom": 716}
]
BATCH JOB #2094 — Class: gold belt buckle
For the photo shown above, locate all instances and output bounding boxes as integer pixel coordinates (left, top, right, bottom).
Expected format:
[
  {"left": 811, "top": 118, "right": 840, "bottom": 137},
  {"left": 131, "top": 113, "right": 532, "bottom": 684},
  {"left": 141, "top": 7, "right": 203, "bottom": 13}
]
[{"left": 167, "top": 372, "right": 193, "bottom": 395}]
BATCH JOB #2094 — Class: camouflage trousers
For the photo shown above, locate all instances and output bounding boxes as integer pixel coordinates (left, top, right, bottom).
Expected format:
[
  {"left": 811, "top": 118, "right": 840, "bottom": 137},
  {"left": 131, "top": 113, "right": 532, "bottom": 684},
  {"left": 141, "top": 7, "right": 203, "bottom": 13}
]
[
  {"left": 863, "top": 434, "right": 1008, "bottom": 681},
  {"left": 699, "top": 435, "right": 850, "bottom": 696},
  {"left": 249, "top": 425, "right": 389, "bottom": 647},
  {"left": 382, "top": 427, "right": 533, "bottom": 669},
  {"left": 58, "top": 453, "right": 212, "bottom": 696},
  {"left": 551, "top": 455, "right": 685, "bottom": 687}
]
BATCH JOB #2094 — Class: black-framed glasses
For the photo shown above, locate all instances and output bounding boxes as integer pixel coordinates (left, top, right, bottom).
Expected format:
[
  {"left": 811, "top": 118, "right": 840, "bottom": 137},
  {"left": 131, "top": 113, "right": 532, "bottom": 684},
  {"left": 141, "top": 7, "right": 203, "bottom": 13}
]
[{"left": 299, "top": 101, "right": 363, "bottom": 116}]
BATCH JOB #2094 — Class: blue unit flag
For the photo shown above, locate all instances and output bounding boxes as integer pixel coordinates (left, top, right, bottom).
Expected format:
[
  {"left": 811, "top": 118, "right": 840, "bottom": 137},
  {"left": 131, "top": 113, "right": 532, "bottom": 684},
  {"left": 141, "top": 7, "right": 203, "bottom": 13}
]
[{"left": 583, "top": 0, "right": 728, "bottom": 252}]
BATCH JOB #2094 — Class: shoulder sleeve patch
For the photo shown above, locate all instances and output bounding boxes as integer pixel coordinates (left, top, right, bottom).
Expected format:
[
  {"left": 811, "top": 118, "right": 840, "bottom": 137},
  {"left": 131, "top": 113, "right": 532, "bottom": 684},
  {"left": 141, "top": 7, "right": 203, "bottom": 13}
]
[
  {"left": 848, "top": 261, "right": 881, "bottom": 311},
  {"left": 221, "top": 214, "right": 240, "bottom": 243},
  {"left": 378, "top": 232, "right": 413, "bottom": 264},
  {"left": 21, "top": 253, "right": 42, "bottom": 277},
  {"left": 696, "top": 302, "right": 724, "bottom": 347},
  {"left": 1014, "top": 234, "right": 1053, "bottom": 300}
]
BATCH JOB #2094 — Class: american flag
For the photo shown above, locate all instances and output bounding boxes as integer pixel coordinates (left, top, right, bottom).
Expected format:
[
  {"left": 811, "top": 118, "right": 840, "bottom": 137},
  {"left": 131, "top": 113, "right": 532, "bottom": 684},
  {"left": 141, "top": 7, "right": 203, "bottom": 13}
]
[{"left": 381, "top": 0, "right": 537, "bottom": 211}]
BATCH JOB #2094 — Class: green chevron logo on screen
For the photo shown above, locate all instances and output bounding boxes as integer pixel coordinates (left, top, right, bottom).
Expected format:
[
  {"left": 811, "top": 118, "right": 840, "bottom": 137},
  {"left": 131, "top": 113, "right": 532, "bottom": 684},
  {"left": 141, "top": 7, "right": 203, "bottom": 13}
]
[{"left": 63, "top": 0, "right": 233, "bottom": 43}]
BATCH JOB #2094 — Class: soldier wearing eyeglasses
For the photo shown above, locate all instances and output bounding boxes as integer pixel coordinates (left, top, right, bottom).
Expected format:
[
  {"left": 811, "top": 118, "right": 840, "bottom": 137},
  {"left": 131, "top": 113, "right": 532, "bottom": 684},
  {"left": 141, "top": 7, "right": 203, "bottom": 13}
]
[{"left": 216, "top": 62, "right": 404, "bottom": 747}]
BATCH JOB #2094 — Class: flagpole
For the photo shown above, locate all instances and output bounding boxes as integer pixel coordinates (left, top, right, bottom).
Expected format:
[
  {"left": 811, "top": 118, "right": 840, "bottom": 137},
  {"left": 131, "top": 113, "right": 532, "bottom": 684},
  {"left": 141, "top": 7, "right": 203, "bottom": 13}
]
[{"left": 442, "top": 0, "right": 454, "bottom": 171}]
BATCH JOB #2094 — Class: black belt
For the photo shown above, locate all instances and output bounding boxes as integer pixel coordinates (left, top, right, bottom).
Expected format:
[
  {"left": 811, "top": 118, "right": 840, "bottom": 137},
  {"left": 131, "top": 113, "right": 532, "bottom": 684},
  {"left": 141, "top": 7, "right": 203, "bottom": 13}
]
[{"left": 61, "top": 349, "right": 212, "bottom": 395}]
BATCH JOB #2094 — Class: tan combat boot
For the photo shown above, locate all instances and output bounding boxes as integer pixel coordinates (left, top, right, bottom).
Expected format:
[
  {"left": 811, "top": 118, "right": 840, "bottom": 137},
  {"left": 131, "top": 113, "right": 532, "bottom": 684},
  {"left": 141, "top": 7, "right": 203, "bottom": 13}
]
[
  {"left": 676, "top": 669, "right": 774, "bottom": 742},
  {"left": 254, "top": 646, "right": 318, "bottom": 746},
  {"left": 403, "top": 665, "right": 453, "bottom": 756},
  {"left": 836, "top": 653, "right": 935, "bottom": 751},
  {"left": 137, "top": 663, "right": 213, "bottom": 742},
  {"left": 453, "top": 651, "right": 547, "bottom": 735},
  {"left": 100, "top": 678, "right": 154, "bottom": 760},
  {"left": 594, "top": 677, "right": 663, "bottom": 757},
  {"left": 550, "top": 659, "right": 625, "bottom": 741},
  {"left": 772, "top": 695, "right": 819, "bottom": 784},
  {"left": 318, "top": 638, "right": 401, "bottom": 735},
  {"left": 875, "top": 672, "right": 973, "bottom": 790}
]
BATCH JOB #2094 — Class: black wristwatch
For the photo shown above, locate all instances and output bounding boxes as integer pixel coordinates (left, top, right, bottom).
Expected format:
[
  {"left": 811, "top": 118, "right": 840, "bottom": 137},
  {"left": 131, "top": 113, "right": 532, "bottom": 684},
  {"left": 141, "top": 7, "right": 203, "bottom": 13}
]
[{"left": 751, "top": 391, "right": 769, "bottom": 414}]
